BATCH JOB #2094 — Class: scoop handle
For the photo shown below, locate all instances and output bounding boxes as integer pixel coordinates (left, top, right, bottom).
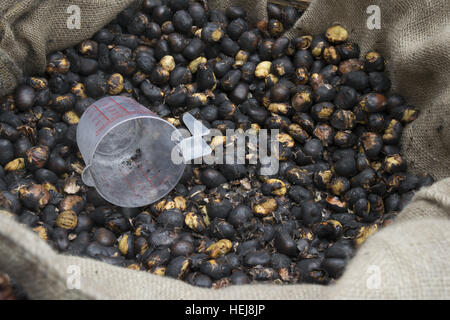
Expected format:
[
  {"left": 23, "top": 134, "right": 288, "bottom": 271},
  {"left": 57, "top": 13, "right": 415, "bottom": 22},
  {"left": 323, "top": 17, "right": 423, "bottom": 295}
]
[
  {"left": 178, "top": 113, "right": 212, "bottom": 161},
  {"left": 81, "top": 165, "right": 95, "bottom": 187}
]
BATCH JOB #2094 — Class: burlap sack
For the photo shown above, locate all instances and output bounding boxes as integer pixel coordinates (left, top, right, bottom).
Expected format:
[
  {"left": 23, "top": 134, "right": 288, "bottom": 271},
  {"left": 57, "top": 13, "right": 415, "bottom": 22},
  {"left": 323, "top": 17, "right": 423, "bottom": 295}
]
[
  {"left": 0, "top": 0, "right": 135, "bottom": 96},
  {"left": 0, "top": 0, "right": 449, "bottom": 299}
]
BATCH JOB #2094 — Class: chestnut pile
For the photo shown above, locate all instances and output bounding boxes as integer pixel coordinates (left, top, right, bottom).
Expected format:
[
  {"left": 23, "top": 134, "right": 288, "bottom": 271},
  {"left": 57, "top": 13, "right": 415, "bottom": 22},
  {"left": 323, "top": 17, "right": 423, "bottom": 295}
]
[{"left": 0, "top": 0, "right": 433, "bottom": 289}]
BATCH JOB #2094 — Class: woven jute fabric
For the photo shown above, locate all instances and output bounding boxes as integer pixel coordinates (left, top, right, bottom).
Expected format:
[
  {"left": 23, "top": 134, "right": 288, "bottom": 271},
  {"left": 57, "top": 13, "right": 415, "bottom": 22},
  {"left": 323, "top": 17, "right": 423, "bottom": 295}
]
[
  {"left": 1, "top": 179, "right": 449, "bottom": 300},
  {"left": 0, "top": 0, "right": 449, "bottom": 299},
  {"left": 0, "top": 0, "right": 135, "bottom": 96}
]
